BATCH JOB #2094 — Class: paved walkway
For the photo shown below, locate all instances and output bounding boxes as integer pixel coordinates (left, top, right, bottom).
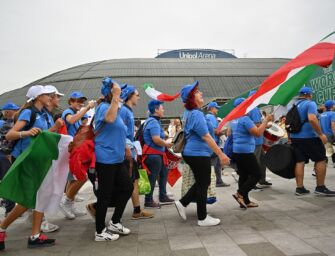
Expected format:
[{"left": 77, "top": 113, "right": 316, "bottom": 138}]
[{"left": 2, "top": 162, "right": 335, "bottom": 256}]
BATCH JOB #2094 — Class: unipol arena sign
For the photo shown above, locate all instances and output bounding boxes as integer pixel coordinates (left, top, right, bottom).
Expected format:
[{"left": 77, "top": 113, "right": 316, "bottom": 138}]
[
  {"left": 156, "top": 49, "right": 237, "bottom": 59},
  {"left": 306, "top": 56, "right": 335, "bottom": 105}
]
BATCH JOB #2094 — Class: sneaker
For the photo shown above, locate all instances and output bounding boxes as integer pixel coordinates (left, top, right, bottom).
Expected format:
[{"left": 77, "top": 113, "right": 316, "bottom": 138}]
[
  {"left": 95, "top": 228, "right": 119, "bottom": 242},
  {"left": 71, "top": 205, "right": 87, "bottom": 217},
  {"left": 295, "top": 186, "right": 310, "bottom": 196},
  {"left": 74, "top": 195, "right": 84, "bottom": 202},
  {"left": 231, "top": 171, "right": 239, "bottom": 182},
  {"left": 258, "top": 181, "right": 272, "bottom": 188},
  {"left": 86, "top": 203, "right": 96, "bottom": 220},
  {"left": 166, "top": 191, "right": 174, "bottom": 198},
  {"left": 132, "top": 209, "right": 154, "bottom": 220},
  {"left": 252, "top": 185, "right": 263, "bottom": 192},
  {"left": 314, "top": 185, "right": 335, "bottom": 196},
  {"left": 198, "top": 215, "right": 220, "bottom": 227},
  {"left": 27, "top": 234, "right": 55, "bottom": 248},
  {"left": 144, "top": 200, "right": 161, "bottom": 209},
  {"left": 216, "top": 182, "right": 230, "bottom": 187},
  {"left": 59, "top": 200, "right": 75, "bottom": 219},
  {"left": 174, "top": 201, "right": 187, "bottom": 221},
  {"left": 0, "top": 231, "right": 6, "bottom": 250},
  {"left": 159, "top": 196, "right": 174, "bottom": 205},
  {"left": 41, "top": 220, "right": 59, "bottom": 233},
  {"left": 107, "top": 221, "right": 131, "bottom": 235}
]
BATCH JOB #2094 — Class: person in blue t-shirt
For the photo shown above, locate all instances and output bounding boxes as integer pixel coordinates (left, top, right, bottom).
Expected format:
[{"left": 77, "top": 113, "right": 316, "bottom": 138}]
[
  {"left": 175, "top": 81, "right": 230, "bottom": 227},
  {"left": 94, "top": 78, "right": 133, "bottom": 241},
  {"left": 118, "top": 85, "right": 154, "bottom": 219},
  {"left": 320, "top": 100, "right": 335, "bottom": 167},
  {"left": 230, "top": 97, "right": 273, "bottom": 209},
  {"left": 205, "top": 102, "right": 230, "bottom": 187},
  {"left": 142, "top": 100, "right": 173, "bottom": 208},
  {"left": 0, "top": 85, "right": 58, "bottom": 250},
  {"left": 59, "top": 91, "right": 95, "bottom": 220},
  {"left": 247, "top": 90, "right": 271, "bottom": 188},
  {"left": 289, "top": 87, "right": 335, "bottom": 196}
]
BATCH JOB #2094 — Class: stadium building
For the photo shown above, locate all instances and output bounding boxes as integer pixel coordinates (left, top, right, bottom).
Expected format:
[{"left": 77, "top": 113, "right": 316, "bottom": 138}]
[{"left": 0, "top": 49, "right": 289, "bottom": 123}]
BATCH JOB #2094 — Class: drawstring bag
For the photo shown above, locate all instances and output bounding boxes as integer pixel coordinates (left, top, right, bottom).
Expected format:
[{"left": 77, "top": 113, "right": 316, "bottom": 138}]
[{"left": 138, "top": 169, "right": 151, "bottom": 195}]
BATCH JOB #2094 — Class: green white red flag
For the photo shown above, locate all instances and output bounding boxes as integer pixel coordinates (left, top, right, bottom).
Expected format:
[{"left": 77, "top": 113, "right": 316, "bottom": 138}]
[
  {"left": 218, "top": 31, "right": 335, "bottom": 129},
  {"left": 144, "top": 83, "right": 180, "bottom": 102}
]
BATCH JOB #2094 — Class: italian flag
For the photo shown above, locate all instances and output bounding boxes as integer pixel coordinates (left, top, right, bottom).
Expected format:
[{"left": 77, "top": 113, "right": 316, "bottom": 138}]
[
  {"left": 219, "top": 31, "right": 335, "bottom": 129},
  {"left": 144, "top": 83, "right": 180, "bottom": 101},
  {"left": 0, "top": 131, "right": 72, "bottom": 214}
]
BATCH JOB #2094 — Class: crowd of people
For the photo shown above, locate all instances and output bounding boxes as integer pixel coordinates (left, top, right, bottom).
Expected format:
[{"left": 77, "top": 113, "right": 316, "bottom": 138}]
[{"left": 0, "top": 79, "right": 334, "bottom": 251}]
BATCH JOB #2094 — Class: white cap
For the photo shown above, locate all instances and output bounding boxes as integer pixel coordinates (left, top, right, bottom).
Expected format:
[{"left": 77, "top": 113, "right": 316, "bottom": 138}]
[
  {"left": 44, "top": 85, "right": 64, "bottom": 96},
  {"left": 26, "top": 85, "right": 50, "bottom": 102}
]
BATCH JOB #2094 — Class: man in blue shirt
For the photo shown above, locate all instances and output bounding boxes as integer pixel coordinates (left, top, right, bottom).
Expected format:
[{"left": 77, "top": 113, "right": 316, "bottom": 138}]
[
  {"left": 289, "top": 87, "right": 335, "bottom": 196},
  {"left": 206, "top": 102, "right": 230, "bottom": 187},
  {"left": 320, "top": 100, "right": 335, "bottom": 167}
]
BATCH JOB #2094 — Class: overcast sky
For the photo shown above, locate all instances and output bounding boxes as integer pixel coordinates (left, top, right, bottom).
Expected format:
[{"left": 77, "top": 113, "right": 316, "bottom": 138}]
[{"left": 0, "top": 0, "right": 334, "bottom": 95}]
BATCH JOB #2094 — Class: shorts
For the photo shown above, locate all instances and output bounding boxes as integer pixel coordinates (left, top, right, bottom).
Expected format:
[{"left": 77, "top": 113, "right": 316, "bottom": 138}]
[
  {"left": 124, "top": 159, "right": 139, "bottom": 182},
  {"left": 291, "top": 137, "right": 326, "bottom": 163}
]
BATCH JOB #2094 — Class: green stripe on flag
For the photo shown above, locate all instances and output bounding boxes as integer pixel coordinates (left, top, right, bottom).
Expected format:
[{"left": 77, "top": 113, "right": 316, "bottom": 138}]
[{"left": 0, "top": 131, "right": 61, "bottom": 209}]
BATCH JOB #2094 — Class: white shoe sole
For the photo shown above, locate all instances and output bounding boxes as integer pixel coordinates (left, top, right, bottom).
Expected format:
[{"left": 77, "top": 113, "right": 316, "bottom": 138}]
[
  {"left": 174, "top": 201, "right": 187, "bottom": 221},
  {"left": 95, "top": 235, "right": 119, "bottom": 241},
  {"left": 314, "top": 191, "right": 335, "bottom": 197},
  {"left": 59, "top": 206, "right": 75, "bottom": 220},
  {"left": 198, "top": 219, "right": 220, "bottom": 227}
]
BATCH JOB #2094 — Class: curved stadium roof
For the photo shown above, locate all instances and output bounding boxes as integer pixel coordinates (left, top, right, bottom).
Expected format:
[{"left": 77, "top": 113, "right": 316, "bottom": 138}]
[{"left": 0, "top": 58, "right": 289, "bottom": 119}]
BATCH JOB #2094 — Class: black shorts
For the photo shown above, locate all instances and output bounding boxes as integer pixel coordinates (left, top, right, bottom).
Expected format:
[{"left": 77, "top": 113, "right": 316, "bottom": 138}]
[
  {"left": 124, "top": 159, "right": 139, "bottom": 182},
  {"left": 291, "top": 137, "right": 326, "bottom": 163}
]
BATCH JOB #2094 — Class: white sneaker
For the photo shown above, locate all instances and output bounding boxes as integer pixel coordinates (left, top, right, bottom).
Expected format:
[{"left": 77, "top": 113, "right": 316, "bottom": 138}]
[
  {"left": 71, "top": 205, "right": 87, "bottom": 217},
  {"left": 41, "top": 220, "right": 59, "bottom": 233},
  {"left": 59, "top": 200, "right": 75, "bottom": 219},
  {"left": 74, "top": 195, "right": 85, "bottom": 202},
  {"left": 166, "top": 191, "right": 174, "bottom": 198},
  {"left": 174, "top": 201, "right": 187, "bottom": 221},
  {"left": 95, "top": 228, "right": 119, "bottom": 241},
  {"left": 198, "top": 215, "right": 220, "bottom": 227},
  {"left": 107, "top": 221, "right": 131, "bottom": 235}
]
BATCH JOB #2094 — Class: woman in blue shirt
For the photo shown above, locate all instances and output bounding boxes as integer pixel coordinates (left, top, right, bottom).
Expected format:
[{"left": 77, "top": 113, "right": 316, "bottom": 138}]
[
  {"left": 0, "top": 85, "right": 57, "bottom": 250},
  {"left": 175, "top": 81, "right": 230, "bottom": 227},
  {"left": 94, "top": 78, "right": 133, "bottom": 242},
  {"left": 142, "top": 100, "right": 173, "bottom": 208},
  {"left": 230, "top": 98, "right": 272, "bottom": 209}
]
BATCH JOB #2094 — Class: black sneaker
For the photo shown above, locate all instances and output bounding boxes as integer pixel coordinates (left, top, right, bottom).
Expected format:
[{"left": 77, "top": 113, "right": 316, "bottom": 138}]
[
  {"left": 216, "top": 182, "right": 230, "bottom": 187},
  {"left": 144, "top": 200, "right": 161, "bottom": 209},
  {"left": 258, "top": 181, "right": 272, "bottom": 188},
  {"left": 295, "top": 186, "right": 310, "bottom": 196},
  {"left": 159, "top": 196, "right": 174, "bottom": 205},
  {"left": 314, "top": 185, "right": 335, "bottom": 196},
  {"left": 27, "top": 234, "right": 55, "bottom": 249},
  {"left": 252, "top": 186, "right": 263, "bottom": 192}
]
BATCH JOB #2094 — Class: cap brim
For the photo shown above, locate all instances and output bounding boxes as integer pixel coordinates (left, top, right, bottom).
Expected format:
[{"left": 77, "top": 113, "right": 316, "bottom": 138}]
[{"left": 56, "top": 92, "right": 65, "bottom": 96}]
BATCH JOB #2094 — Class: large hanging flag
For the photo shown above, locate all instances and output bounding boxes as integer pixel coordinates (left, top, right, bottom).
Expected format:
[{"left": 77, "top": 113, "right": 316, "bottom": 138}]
[
  {"left": 218, "top": 32, "right": 335, "bottom": 129},
  {"left": 0, "top": 131, "right": 72, "bottom": 214},
  {"left": 144, "top": 83, "right": 180, "bottom": 102}
]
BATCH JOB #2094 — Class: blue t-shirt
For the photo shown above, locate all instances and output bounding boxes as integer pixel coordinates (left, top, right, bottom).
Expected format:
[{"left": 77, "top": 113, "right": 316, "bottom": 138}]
[
  {"left": 183, "top": 109, "right": 213, "bottom": 157},
  {"left": 248, "top": 107, "right": 263, "bottom": 146},
  {"left": 289, "top": 99, "right": 318, "bottom": 139},
  {"left": 119, "top": 105, "right": 135, "bottom": 142},
  {"left": 11, "top": 108, "right": 49, "bottom": 158},
  {"left": 143, "top": 116, "right": 165, "bottom": 153},
  {"left": 231, "top": 116, "right": 256, "bottom": 153},
  {"left": 94, "top": 102, "right": 127, "bottom": 164},
  {"left": 44, "top": 108, "right": 55, "bottom": 129},
  {"left": 320, "top": 111, "right": 335, "bottom": 136},
  {"left": 205, "top": 113, "right": 219, "bottom": 144},
  {"left": 0, "top": 120, "right": 5, "bottom": 129},
  {"left": 61, "top": 108, "right": 81, "bottom": 137}
]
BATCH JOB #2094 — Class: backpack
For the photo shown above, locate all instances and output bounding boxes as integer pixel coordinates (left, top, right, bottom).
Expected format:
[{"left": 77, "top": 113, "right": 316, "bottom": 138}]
[
  {"left": 134, "top": 119, "right": 153, "bottom": 148},
  {"left": 285, "top": 100, "right": 307, "bottom": 133},
  {"left": 172, "top": 129, "right": 185, "bottom": 153},
  {"left": 0, "top": 119, "right": 15, "bottom": 155}
]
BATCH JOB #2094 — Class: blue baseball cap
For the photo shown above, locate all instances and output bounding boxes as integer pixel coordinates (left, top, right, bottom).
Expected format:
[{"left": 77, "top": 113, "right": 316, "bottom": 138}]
[
  {"left": 1, "top": 101, "right": 20, "bottom": 110},
  {"left": 180, "top": 81, "right": 199, "bottom": 103},
  {"left": 148, "top": 100, "right": 163, "bottom": 114},
  {"left": 299, "top": 87, "right": 314, "bottom": 95},
  {"left": 325, "top": 100, "right": 335, "bottom": 109},
  {"left": 248, "top": 90, "right": 257, "bottom": 97},
  {"left": 69, "top": 91, "right": 87, "bottom": 100},
  {"left": 234, "top": 97, "right": 245, "bottom": 107},
  {"left": 207, "top": 102, "right": 221, "bottom": 109},
  {"left": 121, "top": 85, "right": 136, "bottom": 101},
  {"left": 101, "top": 77, "right": 127, "bottom": 96}
]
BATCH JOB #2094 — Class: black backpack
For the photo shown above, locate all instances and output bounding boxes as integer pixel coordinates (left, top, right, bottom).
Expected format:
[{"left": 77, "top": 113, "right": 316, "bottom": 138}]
[
  {"left": 285, "top": 100, "right": 307, "bottom": 133},
  {"left": 134, "top": 119, "right": 154, "bottom": 147}
]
